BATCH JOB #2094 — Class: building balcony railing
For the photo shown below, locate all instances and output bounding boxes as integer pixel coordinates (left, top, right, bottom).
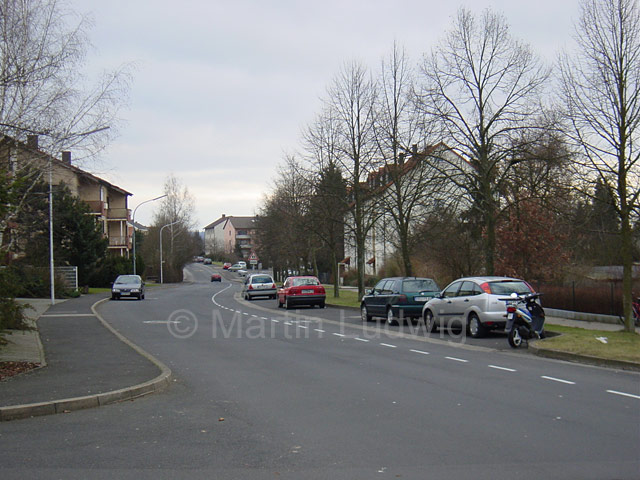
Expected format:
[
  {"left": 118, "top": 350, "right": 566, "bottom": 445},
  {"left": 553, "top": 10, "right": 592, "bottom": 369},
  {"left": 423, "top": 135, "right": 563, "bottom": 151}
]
[
  {"left": 235, "top": 234, "right": 251, "bottom": 240},
  {"left": 107, "top": 208, "right": 131, "bottom": 220},
  {"left": 108, "top": 236, "right": 130, "bottom": 247},
  {"left": 85, "top": 200, "right": 106, "bottom": 215}
]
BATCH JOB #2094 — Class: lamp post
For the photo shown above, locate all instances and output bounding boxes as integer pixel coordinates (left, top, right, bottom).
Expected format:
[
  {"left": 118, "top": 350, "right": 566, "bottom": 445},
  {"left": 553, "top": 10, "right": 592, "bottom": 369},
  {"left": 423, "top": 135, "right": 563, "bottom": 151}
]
[
  {"left": 160, "top": 220, "right": 179, "bottom": 284},
  {"left": 132, "top": 194, "right": 167, "bottom": 275}
]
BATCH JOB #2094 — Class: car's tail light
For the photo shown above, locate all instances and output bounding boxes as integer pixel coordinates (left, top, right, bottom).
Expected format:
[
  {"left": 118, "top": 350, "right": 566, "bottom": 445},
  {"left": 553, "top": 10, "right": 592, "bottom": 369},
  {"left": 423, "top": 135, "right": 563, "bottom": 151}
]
[
  {"left": 248, "top": 284, "right": 253, "bottom": 290},
  {"left": 480, "top": 282, "right": 492, "bottom": 294},
  {"left": 507, "top": 305, "right": 516, "bottom": 313},
  {"left": 271, "top": 283, "right": 276, "bottom": 289},
  {"left": 397, "top": 294, "right": 408, "bottom": 303}
]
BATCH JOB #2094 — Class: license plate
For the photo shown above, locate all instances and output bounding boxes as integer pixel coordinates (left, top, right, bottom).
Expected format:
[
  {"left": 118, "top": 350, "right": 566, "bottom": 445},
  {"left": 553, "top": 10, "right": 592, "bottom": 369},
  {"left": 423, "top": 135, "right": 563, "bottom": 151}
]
[
  {"left": 256, "top": 284, "right": 267, "bottom": 289},
  {"left": 415, "top": 297, "right": 428, "bottom": 302},
  {"left": 507, "top": 313, "right": 514, "bottom": 320},
  {"left": 302, "top": 289, "right": 314, "bottom": 294},
  {"left": 121, "top": 292, "right": 130, "bottom": 296}
]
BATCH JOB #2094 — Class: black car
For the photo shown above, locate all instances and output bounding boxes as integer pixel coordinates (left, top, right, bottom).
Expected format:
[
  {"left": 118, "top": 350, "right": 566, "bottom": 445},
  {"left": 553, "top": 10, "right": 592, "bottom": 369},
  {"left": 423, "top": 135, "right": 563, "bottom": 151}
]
[
  {"left": 111, "top": 274, "right": 145, "bottom": 300},
  {"left": 361, "top": 277, "right": 439, "bottom": 325}
]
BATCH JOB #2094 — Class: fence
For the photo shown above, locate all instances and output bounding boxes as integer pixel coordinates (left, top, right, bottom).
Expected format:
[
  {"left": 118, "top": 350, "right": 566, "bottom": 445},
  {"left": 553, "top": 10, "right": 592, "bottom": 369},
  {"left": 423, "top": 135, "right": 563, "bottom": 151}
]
[
  {"left": 530, "top": 280, "right": 638, "bottom": 317},
  {"left": 55, "top": 266, "right": 78, "bottom": 291}
]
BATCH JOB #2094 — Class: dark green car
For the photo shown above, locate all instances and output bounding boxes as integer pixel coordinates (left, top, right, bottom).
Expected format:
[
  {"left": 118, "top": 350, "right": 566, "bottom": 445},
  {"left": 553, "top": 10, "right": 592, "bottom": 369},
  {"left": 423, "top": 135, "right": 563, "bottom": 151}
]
[{"left": 360, "top": 277, "right": 440, "bottom": 325}]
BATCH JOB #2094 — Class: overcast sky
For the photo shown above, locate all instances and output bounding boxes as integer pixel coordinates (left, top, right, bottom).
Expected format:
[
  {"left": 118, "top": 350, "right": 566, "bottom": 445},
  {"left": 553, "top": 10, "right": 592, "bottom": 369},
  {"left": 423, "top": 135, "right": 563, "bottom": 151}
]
[{"left": 68, "top": 0, "right": 581, "bottom": 227}]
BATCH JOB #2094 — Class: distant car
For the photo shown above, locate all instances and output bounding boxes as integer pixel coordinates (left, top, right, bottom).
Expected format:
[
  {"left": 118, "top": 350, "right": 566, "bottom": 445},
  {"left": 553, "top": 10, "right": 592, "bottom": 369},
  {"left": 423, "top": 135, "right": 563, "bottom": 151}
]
[
  {"left": 360, "top": 277, "right": 440, "bottom": 325},
  {"left": 237, "top": 269, "right": 248, "bottom": 277},
  {"left": 242, "top": 274, "right": 277, "bottom": 300},
  {"left": 211, "top": 273, "right": 222, "bottom": 282},
  {"left": 203, "top": 258, "right": 212, "bottom": 265},
  {"left": 195, "top": 256, "right": 204, "bottom": 263},
  {"left": 422, "top": 276, "right": 535, "bottom": 338},
  {"left": 111, "top": 274, "right": 145, "bottom": 300},
  {"left": 277, "top": 276, "right": 326, "bottom": 309},
  {"left": 222, "top": 263, "right": 232, "bottom": 270},
  {"left": 228, "top": 263, "right": 243, "bottom": 272}
]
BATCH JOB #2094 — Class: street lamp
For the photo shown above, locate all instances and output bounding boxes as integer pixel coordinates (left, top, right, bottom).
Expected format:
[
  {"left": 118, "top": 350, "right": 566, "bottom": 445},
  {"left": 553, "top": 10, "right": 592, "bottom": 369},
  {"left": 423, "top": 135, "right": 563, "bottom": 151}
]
[
  {"left": 159, "top": 220, "right": 179, "bottom": 284},
  {"left": 131, "top": 194, "right": 167, "bottom": 275}
]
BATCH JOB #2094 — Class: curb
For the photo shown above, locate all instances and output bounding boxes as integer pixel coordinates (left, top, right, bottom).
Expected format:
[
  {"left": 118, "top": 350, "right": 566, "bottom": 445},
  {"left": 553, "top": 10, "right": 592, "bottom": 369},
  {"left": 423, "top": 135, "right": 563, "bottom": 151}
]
[
  {"left": 529, "top": 343, "right": 640, "bottom": 372},
  {"left": 0, "top": 297, "right": 173, "bottom": 422}
]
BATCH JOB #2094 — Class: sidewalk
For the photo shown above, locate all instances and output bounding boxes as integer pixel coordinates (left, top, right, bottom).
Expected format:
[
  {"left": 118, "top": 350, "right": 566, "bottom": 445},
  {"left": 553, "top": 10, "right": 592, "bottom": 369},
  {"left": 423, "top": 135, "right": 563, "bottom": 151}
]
[{"left": 0, "top": 294, "right": 171, "bottom": 420}]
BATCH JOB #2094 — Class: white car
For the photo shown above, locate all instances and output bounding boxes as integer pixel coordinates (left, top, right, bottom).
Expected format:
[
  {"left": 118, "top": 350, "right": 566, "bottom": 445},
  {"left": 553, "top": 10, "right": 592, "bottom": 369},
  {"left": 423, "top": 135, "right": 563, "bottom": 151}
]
[{"left": 422, "top": 276, "right": 535, "bottom": 338}]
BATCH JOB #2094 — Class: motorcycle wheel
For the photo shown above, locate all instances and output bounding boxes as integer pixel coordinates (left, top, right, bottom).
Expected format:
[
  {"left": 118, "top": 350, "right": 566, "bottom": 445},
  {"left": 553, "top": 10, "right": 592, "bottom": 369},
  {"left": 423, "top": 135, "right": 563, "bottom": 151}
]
[{"left": 508, "top": 327, "right": 523, "bottom": 348}]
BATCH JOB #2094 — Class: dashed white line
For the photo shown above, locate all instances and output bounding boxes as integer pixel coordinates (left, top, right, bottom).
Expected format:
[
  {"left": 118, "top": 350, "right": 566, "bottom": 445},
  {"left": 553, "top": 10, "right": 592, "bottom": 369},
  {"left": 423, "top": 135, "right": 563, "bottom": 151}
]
[
  {"left": 410, "top": 349, "right": 430, "bottom": 355},
  {"left": 542, "top": 376, "right": 575, "bottom": 385},
  {"left": 380, "top": 343, "right": 397, "bottom": 348},
  {"left": 488, "top": 365, "right": 516, "bottom": 372},
  {"left": 314, "top": 329, "right": 325, "bottom": 333},
  {"left": 445, "top": 356, "right": 468, "bottom": 363},
  {"left": 333, "top": 333, "right": 345, "bottom": 337},
  {"left": 355, "top": 337, "right": 369, "bottom": 343},
  {"left": 284, "top": 322, "right": 293, "bottom": 326},
  {"left": 298, "top": 325, "right": 308, "bottom": 329},
  {"left": 271, "top": 319, "right": 280, "bottom": 323},
  {"left": 606, "top": 390, "right": 640, "bottom": 400}
]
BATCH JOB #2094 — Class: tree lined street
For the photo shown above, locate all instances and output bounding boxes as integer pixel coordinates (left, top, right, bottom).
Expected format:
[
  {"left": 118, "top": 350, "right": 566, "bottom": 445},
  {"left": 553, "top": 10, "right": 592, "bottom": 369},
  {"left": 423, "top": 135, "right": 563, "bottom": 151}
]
[{"left": 2, "top": 265, "right": 637, "bottom": 479}]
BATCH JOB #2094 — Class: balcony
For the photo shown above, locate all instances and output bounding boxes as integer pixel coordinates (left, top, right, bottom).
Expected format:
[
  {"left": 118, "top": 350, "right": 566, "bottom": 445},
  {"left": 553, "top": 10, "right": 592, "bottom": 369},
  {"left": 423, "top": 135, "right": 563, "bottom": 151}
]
[
  {"left": 107, "top": 208, "right": 131, "bottom": 220},
  {"left": 108, "top": 236, "right": 130, "bottom": 247},
  {"left": 85, "top": 200, "right": 106, "bottom": 216}
]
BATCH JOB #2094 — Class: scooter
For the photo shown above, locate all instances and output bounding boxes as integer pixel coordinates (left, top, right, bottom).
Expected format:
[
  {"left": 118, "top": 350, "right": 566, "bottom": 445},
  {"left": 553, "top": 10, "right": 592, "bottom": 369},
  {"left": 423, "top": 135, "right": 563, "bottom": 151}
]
[{"left": 501, "top": 292, "right": 546, "bottom": 348}]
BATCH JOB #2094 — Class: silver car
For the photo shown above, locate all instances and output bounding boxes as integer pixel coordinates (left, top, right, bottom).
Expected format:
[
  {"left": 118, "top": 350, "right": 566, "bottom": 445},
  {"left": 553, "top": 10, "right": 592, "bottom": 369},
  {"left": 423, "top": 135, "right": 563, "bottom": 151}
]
[
  {"left": 242, "top": 273, "right": 277, "bottom": 300},
  {"left": 422, "top": 276, "right": 535, "bottom": 338}
]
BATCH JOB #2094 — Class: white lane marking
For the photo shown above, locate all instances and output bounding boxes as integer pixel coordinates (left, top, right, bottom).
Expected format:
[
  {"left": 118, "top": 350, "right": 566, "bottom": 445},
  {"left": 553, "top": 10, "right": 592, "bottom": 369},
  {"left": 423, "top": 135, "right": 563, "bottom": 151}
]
[
  {"left": 314, "top": 329, "right": 325, "bottom": 333},
  {"left": 40, "top": 314, "right": 96, "bottom": 317},
  {"left": 488, "top": 365, "right": 516, "bottom": 372},
  {"left": 607, "top": 390, "right": 640, "bottom": 400},
  {"left": 298, "top": 325, "right": 308, "bottom": 329},
  {"left": 380, "top": 343, "right": 397, "bottom": 348},
  {"left": 355, "top": 337, "right": 369, "bottom": 342},
  {"left": 541, "top": 376, "right": 575, "bottom": 385},
  {"left": 333, "top": 333, "right": 345, "bottom": 337},
  {"left": 243, "top": 312, "right": 250, "bottom": 316},
  {"left": 261, "top": 317, "right": 268, "bottom": 320},
  {"left": 143, "top": 320, "right": 179, "bottom": 324},
  {"left": 410, "top": 349, "right": 430, "bottom": 355},
  {"left": 284, "top": 322, "right": 293, "bottom": 325},
  {"left": 445, "top": 356, "right": 468, "bottom": 363},
  {"left": 271, "top": 319, "right": 280, "bottom": 323}
]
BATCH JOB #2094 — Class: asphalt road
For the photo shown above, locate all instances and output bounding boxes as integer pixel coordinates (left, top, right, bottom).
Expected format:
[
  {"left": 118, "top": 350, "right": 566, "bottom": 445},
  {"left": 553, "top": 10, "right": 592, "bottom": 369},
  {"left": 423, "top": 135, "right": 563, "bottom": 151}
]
[{"left": 1, "top": 264, "right": 638, "bottom": 479}]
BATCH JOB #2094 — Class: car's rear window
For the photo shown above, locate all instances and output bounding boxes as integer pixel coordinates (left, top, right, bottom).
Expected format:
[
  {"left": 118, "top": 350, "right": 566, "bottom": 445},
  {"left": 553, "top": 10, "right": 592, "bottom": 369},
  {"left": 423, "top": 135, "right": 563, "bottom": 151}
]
[
  {"left": 292, "top": 277, "right": 320, "bottom": 287},
  {"left": 403, "top": 279, "right": 439, "bottom": 293},
  {"left": 252, "top": 276, "right": 273, "bottom": 284},
  {"left": 488, "top": 281, "right": 532, "bottom": 295}
]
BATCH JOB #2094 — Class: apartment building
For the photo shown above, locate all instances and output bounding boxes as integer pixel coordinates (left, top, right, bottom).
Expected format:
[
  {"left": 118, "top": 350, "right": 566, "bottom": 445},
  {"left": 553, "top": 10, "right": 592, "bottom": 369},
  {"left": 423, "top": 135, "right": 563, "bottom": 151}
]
[
  {"left": 204, "top": 215, "right": 258, "bottom": 259},
  {"left": 0, "top": 134, "right": 133, "bottom": 257}
]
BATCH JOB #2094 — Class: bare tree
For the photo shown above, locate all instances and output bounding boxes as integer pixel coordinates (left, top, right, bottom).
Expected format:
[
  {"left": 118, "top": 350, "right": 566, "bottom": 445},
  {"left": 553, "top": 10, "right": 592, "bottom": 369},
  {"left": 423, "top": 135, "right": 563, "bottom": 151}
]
[
  {"left": 0, "top": 0, "right": 131, "bottom": 160},
  {"left": 559, "top": 0, "right": 640, "bottom": 332},
  {"left": 417, "top": 7, "right": 550, "bottom": 275},
  {"left": 325, "top": 60, "right": 380, "bottom": 298}
]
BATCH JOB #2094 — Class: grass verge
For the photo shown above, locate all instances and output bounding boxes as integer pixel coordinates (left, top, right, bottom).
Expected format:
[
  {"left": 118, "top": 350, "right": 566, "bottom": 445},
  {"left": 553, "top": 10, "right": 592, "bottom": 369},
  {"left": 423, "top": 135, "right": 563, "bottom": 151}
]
[
  {"left": 324, "top": 288, "right": 360, "bottom": 309},
  {"left": 538, "top": 325, "right": 640, "bottom": 364}
]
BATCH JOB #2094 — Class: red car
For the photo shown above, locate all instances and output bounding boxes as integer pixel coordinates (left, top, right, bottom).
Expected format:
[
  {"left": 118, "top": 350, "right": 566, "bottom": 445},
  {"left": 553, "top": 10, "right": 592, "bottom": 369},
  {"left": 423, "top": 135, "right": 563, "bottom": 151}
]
[
  {"left": 277, "top": 276, "right": 326, "bottom": 309},
  {"left": 211, "top": 273, "right": 222, "bottom": 282},
  {"left": 222, "top": 263, "right": 232, "bottom": 270}
]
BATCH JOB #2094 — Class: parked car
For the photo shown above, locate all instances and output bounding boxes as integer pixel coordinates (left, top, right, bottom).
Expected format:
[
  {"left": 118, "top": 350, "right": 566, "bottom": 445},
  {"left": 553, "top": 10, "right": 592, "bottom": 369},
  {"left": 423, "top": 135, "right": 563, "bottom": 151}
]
[
  {"left": 203, "top": 258, "right": 212, "bottom": 265},
  {"left": 360, "top": 277, "right": 440, "bottom": 325},
  {"left": 277, "top": 276, "right": 326, "bottom": 309},
  {"left": 195, "top": 256, "right": 204, "bottom": 263},
  {"left": 222, "top": 263, "right": 232, "bottom": 270},
  {"left": 228, "top": 263, "right": 243, "bottom": 272},
  {"left": 242, "top": 274, "right": 277, "bottom": 300},
  {"left": 211, "top": 273, "right": 222, "bottom": 282},
  {"left": 422, "top": 276, "right": 535, "bottom": 338},
  {"left": 111, "top": 274, "right": 145, "bottom": 300},
  {"left": 237, "top": 269, "right": 248, "bottom": 277}
]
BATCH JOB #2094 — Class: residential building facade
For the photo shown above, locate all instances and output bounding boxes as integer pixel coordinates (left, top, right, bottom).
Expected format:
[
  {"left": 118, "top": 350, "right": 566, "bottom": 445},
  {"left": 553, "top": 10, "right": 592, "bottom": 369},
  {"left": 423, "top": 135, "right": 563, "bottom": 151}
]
[
  {"left": 204, "top": 215, "right": 258, "bottom": 259},
  {"left": 0, "top": 134, "right": 133, "bottom": 257}
]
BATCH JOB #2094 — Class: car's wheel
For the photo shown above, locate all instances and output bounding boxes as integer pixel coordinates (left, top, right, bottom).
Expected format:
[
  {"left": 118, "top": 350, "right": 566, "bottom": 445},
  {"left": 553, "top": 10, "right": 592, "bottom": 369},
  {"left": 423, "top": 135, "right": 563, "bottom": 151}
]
[
  {"left": 508, "top": 327, "right": 523, "bottom": 348},
  {"left": 141, "top": 293, "right": 145, "bottom": 300},
  {"left": 387, "top": 307, "right": 398, "bottom": 326},
  {"left": 467, "top": 313, "right": 486, "bottom": 338},
  {"left": 277, "top": 297, "right": 283, "bottom": 308},
  {"left": 137, "top": 293, "right": 142, "bottom": 300},
  {"left": 319, "top": 301, "right": 325, "bottom": 309},
  {"left": 285, "top": 298, "right": 292, "bottom": 310},
  {"left": 111, "top": 294, "right": 117, "bottom": 300},
  {"left": 424, "top": 309, "right": 436, "bottom": 333},
  {"left": 360, "top": 304, "right": 372, "bottom": 322}
]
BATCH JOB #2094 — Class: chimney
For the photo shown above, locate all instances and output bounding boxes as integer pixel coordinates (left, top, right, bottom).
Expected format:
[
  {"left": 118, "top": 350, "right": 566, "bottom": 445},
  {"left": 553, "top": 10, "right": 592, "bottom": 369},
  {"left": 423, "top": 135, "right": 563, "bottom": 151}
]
[
  {"left": 61, "top": 151, "right": 71, "bottom": 165},
  {"left": 222, "top": 214, "right": 226, "bottom": 218},
  {"left": 27, "top": 135, "right": 39, "bottom": 150}
]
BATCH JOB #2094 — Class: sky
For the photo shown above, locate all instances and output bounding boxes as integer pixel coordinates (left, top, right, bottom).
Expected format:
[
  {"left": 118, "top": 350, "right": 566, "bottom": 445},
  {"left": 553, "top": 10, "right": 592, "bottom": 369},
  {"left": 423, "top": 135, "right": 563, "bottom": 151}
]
[{"left": 67, "top": 0, "right": 581, "bottom": 228}]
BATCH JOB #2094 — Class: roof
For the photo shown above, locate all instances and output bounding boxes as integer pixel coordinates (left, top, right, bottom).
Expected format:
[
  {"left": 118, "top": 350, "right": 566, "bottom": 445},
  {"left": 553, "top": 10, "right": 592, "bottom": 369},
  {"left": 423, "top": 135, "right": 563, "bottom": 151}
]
[
  {"left": 203, "top": 216, "right": 229, "bottom": 230},
  {"left": 227, "top": 216, "right": 257, "bottom": 230},
  {"left": 0, "top": 134, "right": 132, "bottom": 196}
]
